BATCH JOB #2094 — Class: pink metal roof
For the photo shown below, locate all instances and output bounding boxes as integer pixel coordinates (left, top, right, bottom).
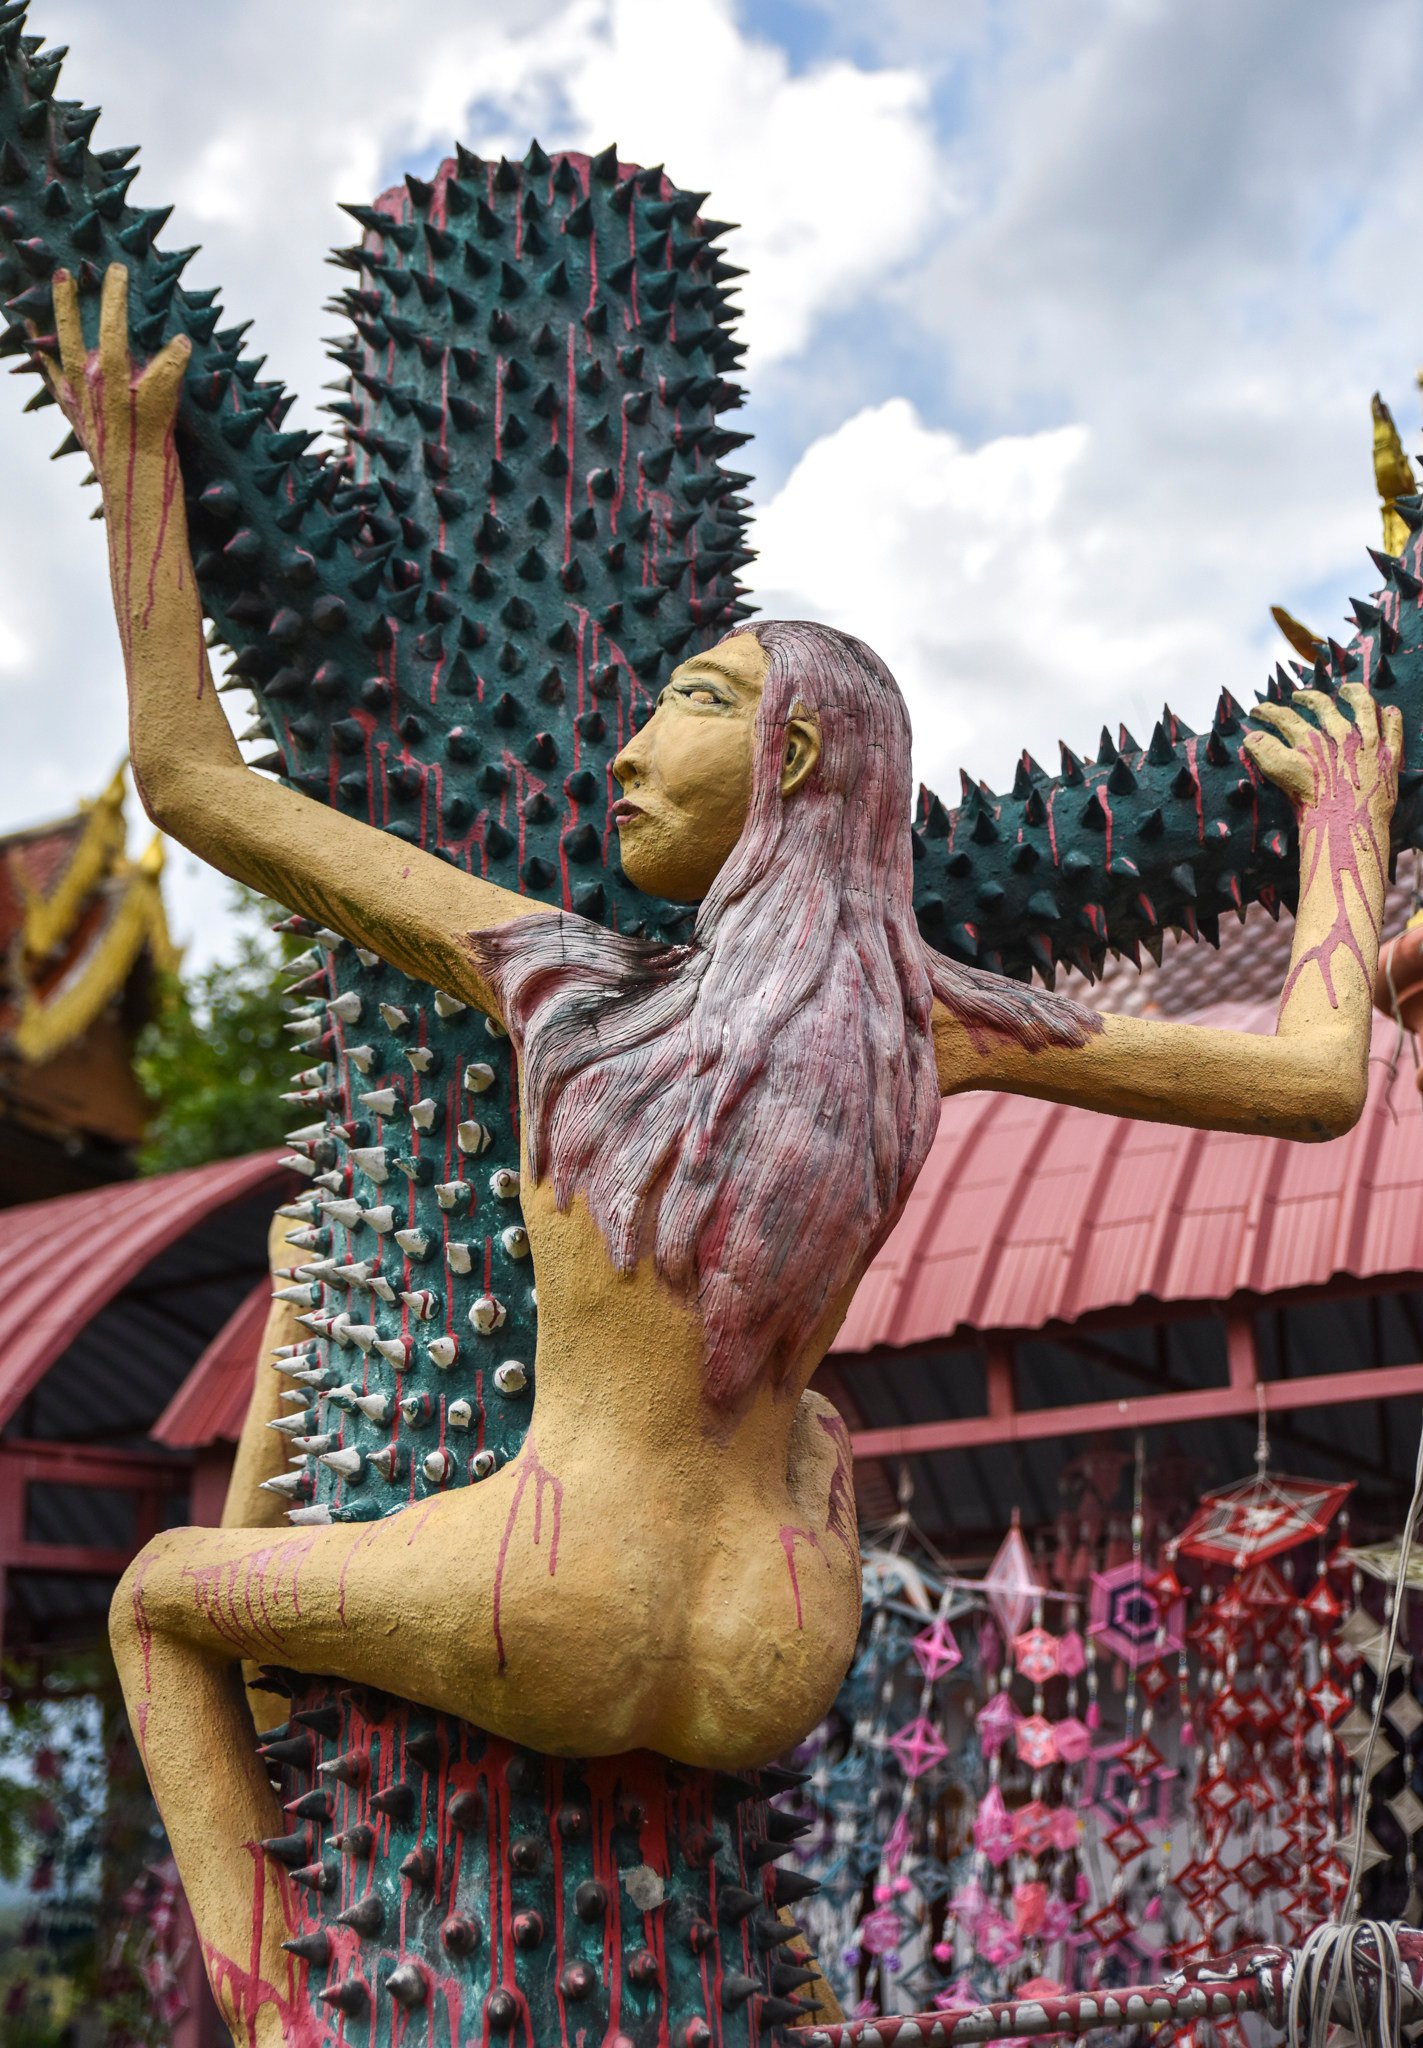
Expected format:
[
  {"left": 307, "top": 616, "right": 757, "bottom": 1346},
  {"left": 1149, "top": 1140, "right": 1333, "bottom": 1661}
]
[
  {"left": 832, "top": 1000, "right": 1423, "bottom": 1354},
  {"left": 0, "top": 1151, "right": 294, "bottom": 1431},
  {"left": 153, "top": 1278, "right": 269, "bottom": 1450}
]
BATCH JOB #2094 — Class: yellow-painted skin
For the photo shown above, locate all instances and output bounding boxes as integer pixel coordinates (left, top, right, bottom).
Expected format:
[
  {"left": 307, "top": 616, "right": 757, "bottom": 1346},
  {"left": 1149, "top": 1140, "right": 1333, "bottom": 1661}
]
[{"left": 42, "top": 268, "right": 1399, "bottom": 2043}]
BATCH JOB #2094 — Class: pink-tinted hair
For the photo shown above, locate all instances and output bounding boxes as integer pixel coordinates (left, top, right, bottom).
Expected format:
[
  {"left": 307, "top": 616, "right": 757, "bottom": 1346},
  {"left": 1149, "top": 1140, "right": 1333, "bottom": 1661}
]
[{"left": 469, "top": 621, "right": 1098, "bottom": 1409}]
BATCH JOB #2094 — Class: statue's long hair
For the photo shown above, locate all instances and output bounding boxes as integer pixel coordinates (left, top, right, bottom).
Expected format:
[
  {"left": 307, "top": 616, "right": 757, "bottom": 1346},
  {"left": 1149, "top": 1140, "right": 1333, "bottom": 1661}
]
[{"left": 470, "top": 621, "right": 1098, "bottom": 1409}]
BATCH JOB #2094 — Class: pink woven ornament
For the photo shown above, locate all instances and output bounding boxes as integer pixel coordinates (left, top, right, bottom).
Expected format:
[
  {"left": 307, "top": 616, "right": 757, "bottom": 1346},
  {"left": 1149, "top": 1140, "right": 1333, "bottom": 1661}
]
[
  {"left": 984, "top": 1523, "right": 1043, "bottom": 1638},
  {"left": 858, "top": 1905, "right": 904, "bottom": 1956},
  {"left": 975, "top": 1689, "right": 1021, "bottom": 1757},
  {"left": 1056, "top": 1628, "right": 1087, "bottom": 1677},
  {"left": 1051, "top": 1714, "right": 1092, "bottom": 1764},
  {"left": 1013, "top": 1626, "right": 1060, "bottom": 1683},
  {"left": 1012, "top": 1880, "right": 1048, "bottom": 1937},
  {"left": 912, "top": 1617, "right": 964, "bottom": 1682},
  {"left": 889, "top": 1714, "right": 949, "bottom": 1779},
  {"left": 1012, "top": 1800, "right": 1059, "bottom": 1856},
  {"left": 1014, "top": 1713, "right": 1059, "bottom": 1769},
  {"left": 973, "top": 1783, "right": 1016, "bottom": 1866},
  {"left": 1046, "top": 1807, "right": 1080, "bottom": 1852}
]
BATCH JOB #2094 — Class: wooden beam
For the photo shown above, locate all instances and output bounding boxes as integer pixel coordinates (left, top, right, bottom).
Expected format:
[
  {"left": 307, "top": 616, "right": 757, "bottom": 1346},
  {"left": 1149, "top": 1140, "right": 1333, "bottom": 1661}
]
[{"left": 849, "top": 1359, "right": 1423, "bottom": 1460}]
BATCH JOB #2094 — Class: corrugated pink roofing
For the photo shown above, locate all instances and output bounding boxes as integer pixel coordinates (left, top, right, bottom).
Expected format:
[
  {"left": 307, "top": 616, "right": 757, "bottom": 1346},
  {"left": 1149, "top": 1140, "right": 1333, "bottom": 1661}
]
[
  {"left": 832, "top": 1000, "right": 1423, "bottom": 1353},
  {"left": 153, "top": 1278, "right": 269, "bottom": 1449},
  {"left": 0, "top": 1151, "right": 293, "bottom": 1430}
]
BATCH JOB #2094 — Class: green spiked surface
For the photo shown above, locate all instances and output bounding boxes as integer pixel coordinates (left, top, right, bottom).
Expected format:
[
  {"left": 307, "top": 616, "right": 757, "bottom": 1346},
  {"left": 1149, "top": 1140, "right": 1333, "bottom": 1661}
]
[
  {"left": 913, "top": 609, "right": 1423, "bottom": 987},
  {"left": 251, "top": 1669, "right": 821, "bottom": 2048}
]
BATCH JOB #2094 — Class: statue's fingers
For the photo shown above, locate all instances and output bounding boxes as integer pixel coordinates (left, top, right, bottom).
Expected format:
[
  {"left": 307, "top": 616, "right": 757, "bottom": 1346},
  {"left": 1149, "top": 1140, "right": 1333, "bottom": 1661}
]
[
  {"left": 137, "top": 331, "right": 191, "bottom": 421},
  {"left": 1383, "top": 702, "right": 1405, "bottom": 758},
  {"left": 51, "top": 269, "right": 85, "bottom": 392},
  {"left": 1249, "top": 702, "right": 1313, "bottom": 748},
  {"left": 1338, "top": 682, "right": 1379, "bottom": 745},
  {"left": 1242, "top": 729, "right": 1312, "bottom": 803},
  {"left": 1290, "top": 688, "right": 1352, "bottom": 743},
  {"left": 97, "top": 262, "right": 130, "bottom": 377}
]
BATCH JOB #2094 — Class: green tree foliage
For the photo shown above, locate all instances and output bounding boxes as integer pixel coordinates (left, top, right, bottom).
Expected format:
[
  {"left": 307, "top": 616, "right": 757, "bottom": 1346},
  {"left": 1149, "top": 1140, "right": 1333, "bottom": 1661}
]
[{"left": 136, "top": 885, "right": 295, "bottom": 1174}]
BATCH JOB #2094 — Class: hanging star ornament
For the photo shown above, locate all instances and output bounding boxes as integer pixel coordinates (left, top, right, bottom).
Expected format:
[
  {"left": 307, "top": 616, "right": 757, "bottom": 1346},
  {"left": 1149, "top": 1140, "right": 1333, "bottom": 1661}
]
[
  {"left": 983, "top": 1522, "right": 1043, "bottom": 1639},
  {"left": 1175, "top": 1471, "right": 1353, "bottom": 1567}
]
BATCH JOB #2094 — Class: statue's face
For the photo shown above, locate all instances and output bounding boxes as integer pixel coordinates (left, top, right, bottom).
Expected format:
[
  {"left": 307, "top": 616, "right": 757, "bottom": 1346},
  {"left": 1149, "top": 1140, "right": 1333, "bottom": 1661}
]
[{"left": 611, "top": 633, "right": 818, "bottom": 903}]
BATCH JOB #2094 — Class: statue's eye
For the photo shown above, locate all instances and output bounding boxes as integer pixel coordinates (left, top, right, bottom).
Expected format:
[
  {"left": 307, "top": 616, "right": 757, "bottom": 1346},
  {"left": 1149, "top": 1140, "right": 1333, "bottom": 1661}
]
[{"left": 682, "top": 684, "right": 721, "bottom": 705}]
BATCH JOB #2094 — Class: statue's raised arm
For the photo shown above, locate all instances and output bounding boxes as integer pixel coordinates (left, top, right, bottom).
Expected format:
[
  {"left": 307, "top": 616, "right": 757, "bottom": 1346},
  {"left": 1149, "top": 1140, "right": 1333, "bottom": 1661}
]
[
  {"left": 45, "top": 263, "right": 539, "bottom": 1015},
  {"left": 931, "top": 679, "right": 1399, "bottom": 1139}
]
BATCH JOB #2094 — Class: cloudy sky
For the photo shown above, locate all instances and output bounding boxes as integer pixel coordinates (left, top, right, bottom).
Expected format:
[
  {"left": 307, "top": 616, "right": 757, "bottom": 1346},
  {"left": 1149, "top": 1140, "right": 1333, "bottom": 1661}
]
[{"left": 2, "top": 0, "right": 1422, "bottom": 964}]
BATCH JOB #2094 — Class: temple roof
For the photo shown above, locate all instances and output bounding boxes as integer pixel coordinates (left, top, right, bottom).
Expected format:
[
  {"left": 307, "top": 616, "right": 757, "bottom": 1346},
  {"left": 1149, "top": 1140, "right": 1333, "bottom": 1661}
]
[{"left": 0, "top": 763, "right": 177, "bottom": 1066}]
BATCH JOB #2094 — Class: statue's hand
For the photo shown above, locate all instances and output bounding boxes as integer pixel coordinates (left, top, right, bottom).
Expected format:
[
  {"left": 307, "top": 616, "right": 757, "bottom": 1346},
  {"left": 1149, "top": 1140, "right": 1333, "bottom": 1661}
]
[
  {"left": 1243, "top": 682, "right": 1401, "bottom": 855},
  {"left": 43, "top": 261, "right": 190, "bottom": 503}
]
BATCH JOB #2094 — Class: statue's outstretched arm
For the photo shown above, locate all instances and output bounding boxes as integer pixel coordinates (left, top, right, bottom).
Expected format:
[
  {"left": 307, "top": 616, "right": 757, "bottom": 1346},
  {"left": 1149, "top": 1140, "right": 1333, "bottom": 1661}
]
[
  {"left": 933, "top": 682, "right": 1400, "bottom": 1142},
  {"left": 46, "top": 264, "right": 539, "bottom": 1013}
]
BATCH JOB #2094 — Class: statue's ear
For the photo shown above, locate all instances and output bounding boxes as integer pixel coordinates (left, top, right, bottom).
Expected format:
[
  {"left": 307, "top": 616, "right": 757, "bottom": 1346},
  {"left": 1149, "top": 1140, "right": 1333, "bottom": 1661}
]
[{"left": 781, "top": 710, "right": 821, "bottom": 798}]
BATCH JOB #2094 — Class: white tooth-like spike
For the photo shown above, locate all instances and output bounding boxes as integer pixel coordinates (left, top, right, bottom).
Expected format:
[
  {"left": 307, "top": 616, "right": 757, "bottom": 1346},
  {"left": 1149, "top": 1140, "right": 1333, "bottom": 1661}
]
[
  {"left": 287, "top": 948, "right": 323, "bottom": 974},
  {"left": 327, "top": 1312, "right": 354, "bottom": 1347},
  {"left": 410, "top": 1097, "right": 439, "bottom": 1131},
  {"left": 288, "top": 1504, "right": 333, "bottom": 1526},
  {"left": 435, "top": 1180, "right": 471, "bottom": 1209},
  {"left": 463, "top": 1062, "right": 496, "bottom": 1094},
  {"left": 428, "top": 1336, "right": 458, "bottom": 1370},
  {"left": 446, "top": 1243, "right": 473, "bottom": 1276},
  {"left": 348, "top": 1043, "right": 375, "bottom": 1073},
  {"left": 291, "top": 1366, "right": 330, "bottom": 1387},
  {"left": 422, "top": 1448, "right": 454, "bottom": 1484},
  {"left": 471, "top": 1449, "right": 498, "bottom": 1480},
  {"left": 280, "top": 1389, "right": 311, "bottom": 1406},
  {"left": 285, "top": 1121, "right": 328, "bottom": 1146},
  {"left": 281, "top": 1087, "right": 331, "bottom": 1106},
  {"left": 354, "top": 1392, "right": 391, "bottom": 1423},
  {"left": 279, "top": 1153, "right": 318, "bottom": 1178},
  {"left": 350, "top": 1146, "right": 389, "bottom": 1182},
  {"left": 368, "top": 1445, "right": 403, "bottom": 1481},
  {"left": 489, "top": 1169, "right": 520, "bottom": 1200},
  {"left": 370, "top": 1277, "right": 398, "bottom": 1304},
  {"left": 271, "top": 1356, "right": 315, "bottom": 1378},
  {"left": 394, "top": 1228, "right": 430, "bottom": 1259},
  {"left": 274, "top": 1283, "right": 321, "bottom": 1307},
  {"left": 333, "top": 1259, "right": 378, "bottom": 1285},
  {"left": 447, "top": 1399, "right": 474, "bottom": 1430},
  {"left": 320, "top": 1447, "right": 365, "bottom": 1478},
  {"left": 312, "top": 1170, "right": 347, "bottom": 1194},
  {"left": 400, "top": 1289, "right": 438, "bottom": 1321},
  {"left": 282, "top": 1017, "right": 323, "bottom": 1038},
  {"left": 355, "top": 948, "right": 380, "bottom": 968},
  {"left": 296, "top": 1311, "right": 335, "bottom": 1334},
  {"left": 291, "top": 1067, "right": 328, "bottom": 1088},
  {"left": 319, "top": 1198, "right": 364, "bottom": 1227},
  {"left": 501, "top": 1226, "right": 531, "bottom": 1260},
  {"left": 456, "top": 1120, "right": 491, "bottom": 1156},
  {"left": 374, "top": 1337, "right": 410, "bottom": 1370},
  {"left": 468, "top": 1296, "right": 506, "bottom": 1335},
  {"left": 292, "top": 1433, "right": 338, "bottom": 1455},
  {"left": 379, "top": 1003, "right": 412, "bottom": 1032},
  {"left": 314, "top": 928, "right": 346, "bottom": 951},
  {"left": 345, "top": 1324, "right": 378, "bottom": 1354},
  {"left": 267, "top": 1412, "right": 315, "bottom": 1436},
  {"left": 358, "top": 1088, "right": 400, "bottom": 1117},
  {"left": 433, "top": 990, "right": 468, "bottom": 1018},
  {"left": 325, "top": 1384, "right": 361, "bottom": 1409},
  {"left": 484, "top": 1015, "right": 508, "bottom": 1039},
  {"left": 405, "top": 1046, "right": 435, "bottom": 1073},
  {"left": 261, "top": 1470, "right": 310, "bottom": 1499},
  {"left": 494, "top": 1361, "right": 529, "bottom": 1396},
  {"left": 277, "top": 1200, "right": 322, "bottom": 1222},
  {"left": 327, "top": 991, "right": 362, "bottom": 1024},
  {"left": 285, "top": 1227, "right": 327, "bottom": 1252},
  {"left": 272, "top": 1341, "right": 317, "bottom": 1360},
  {"left": 364, "top": 1206, "right": 395, "bottom": 1234},
  {"left": 295, "top": 1259, "right": 339, "bottom": 1283}
]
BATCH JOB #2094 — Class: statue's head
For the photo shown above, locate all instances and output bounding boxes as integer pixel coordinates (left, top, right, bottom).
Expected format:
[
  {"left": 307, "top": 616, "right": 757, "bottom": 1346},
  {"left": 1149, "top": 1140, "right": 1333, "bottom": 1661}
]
[{"left": 610, "top": 621, "right": 909, "bottom": 907}]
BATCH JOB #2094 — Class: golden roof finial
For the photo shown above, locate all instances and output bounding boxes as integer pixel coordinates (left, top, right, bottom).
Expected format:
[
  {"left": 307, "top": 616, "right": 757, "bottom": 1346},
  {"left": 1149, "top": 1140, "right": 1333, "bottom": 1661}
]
[{"left": 1372, "top": 391, "right": 1416, "bottom": 555}]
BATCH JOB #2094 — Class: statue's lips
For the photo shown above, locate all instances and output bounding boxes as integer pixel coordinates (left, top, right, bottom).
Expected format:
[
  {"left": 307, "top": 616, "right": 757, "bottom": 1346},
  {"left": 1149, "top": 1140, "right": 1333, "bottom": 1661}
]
[{"left": 609, "top": 799, "right": 645, "bottom": 827}]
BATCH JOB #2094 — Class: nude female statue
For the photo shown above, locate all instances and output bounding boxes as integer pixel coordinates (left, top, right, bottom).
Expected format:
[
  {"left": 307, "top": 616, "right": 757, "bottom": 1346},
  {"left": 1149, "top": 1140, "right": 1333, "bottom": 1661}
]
[{"left": 42, "top": 266, "right": 1400, "bottom": 2040}]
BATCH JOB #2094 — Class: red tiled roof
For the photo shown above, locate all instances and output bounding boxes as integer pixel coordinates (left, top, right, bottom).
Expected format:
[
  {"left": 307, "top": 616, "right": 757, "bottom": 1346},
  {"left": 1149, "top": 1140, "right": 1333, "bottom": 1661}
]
[
  {"left": 0, "top": 1152, "right": 294, "bottom": 1431},
  {"left": 833, "top": 1000, "right": 1423, "bottom": 1353},
  {"left": 153, "top": 1279, "right": 270, "bottom": 1449}
]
